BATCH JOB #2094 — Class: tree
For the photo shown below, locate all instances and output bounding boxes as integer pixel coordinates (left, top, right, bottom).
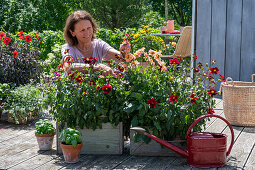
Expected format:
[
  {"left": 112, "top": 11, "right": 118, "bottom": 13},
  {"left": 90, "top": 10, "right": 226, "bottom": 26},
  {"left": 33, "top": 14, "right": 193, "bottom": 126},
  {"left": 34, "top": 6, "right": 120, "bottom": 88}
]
[
  {"left": 74, "top": 0, "right": 147, "bottom": 30},
  {"left": 148, "top": 0, "right": 192, "bottom": 26}
]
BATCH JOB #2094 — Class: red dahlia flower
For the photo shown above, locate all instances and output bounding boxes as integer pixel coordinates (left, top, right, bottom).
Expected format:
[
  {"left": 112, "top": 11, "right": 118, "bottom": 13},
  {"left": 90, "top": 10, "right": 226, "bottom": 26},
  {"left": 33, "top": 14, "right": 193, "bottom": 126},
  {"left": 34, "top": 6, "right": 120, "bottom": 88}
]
[
  {"left": 192, "top": 54, "right": 197, "bottom": 60},
  {"left": 177, "top": 56, "right": 182, "bottom": 62},
  {"left": 89, "top": 80, "right": 96, "bottom": 86},
  {"left": 64, "top": 49, "right": 69, "bottom": 54},
  {"left": 208, "top": 88, "right": 217, "bottom": 96},
  {"left": 83, "top": 56, "right": 98, "bottom": 65},
  {"left": 0, "top": 32, "right": 6, "bottom": 39},
  {"left": 147, "top": 98, "right": 157, "bottom": 108},
  {"left": 19, "top": 30, "right": 23, "bottom": 39},
  {"left": 210, "top": 67, "right": 219, "bottom": 75},
  {"left": 194, "top": 68, "right": 199, "bottom": 72},
  {"left": 13, "top": 51, "right": 18, "bottom": 58},
  {"left": 169, "top": 94, "right": 179, "bottom": 103},
  {"left": 169, "top": 58, "right": 180, "bottom": 65},
  {"left": 102, "top": 84, "right": 112, "bottom": 94},
  {"left": 69, "top": 72, "right": 75, "bottom": 79},
  {"left": 3, "top": 37, "right": 11, "bottom": 45},
  {"left": 35, "top": 33, "right": 39, "bottom": 40},
  {"left": 197, "top": 62, "right": 203, "bottom": 68},
  {"left": 190, "top": 94, "right": 197, "bottom": 103},
  {"left": 24, "top": 35, "right": 32, "bottom": 42},
  {"left": 76, "top": 75, "right": 83, "bottom": 83},
  {"left": 219, "top": 74, "right": 225, "bottom": 81},
  {"left": 65, "top": 56, "right": 74, "bottom": 63},
  {"left": 208, "top": 108, "right": 215, "bottom": 114}
]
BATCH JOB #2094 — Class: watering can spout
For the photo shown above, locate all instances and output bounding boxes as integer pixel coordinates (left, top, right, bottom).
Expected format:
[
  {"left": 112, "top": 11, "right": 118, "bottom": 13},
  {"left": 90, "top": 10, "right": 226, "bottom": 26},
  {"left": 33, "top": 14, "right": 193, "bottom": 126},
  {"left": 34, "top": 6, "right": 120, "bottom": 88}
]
[{"left": 130, "top": 127, "right": 188, "bottom": 158}]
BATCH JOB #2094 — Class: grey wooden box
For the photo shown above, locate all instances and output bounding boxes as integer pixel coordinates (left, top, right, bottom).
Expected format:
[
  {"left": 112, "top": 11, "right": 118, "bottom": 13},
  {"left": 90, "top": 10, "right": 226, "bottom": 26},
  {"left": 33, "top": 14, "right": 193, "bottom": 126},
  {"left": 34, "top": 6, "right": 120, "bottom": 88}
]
[
  {"left": 130, "top": 130, "right": 185, "bottom": 156},
  {"left": 57, "top": 122, "right": 123, "bottom": 155}
]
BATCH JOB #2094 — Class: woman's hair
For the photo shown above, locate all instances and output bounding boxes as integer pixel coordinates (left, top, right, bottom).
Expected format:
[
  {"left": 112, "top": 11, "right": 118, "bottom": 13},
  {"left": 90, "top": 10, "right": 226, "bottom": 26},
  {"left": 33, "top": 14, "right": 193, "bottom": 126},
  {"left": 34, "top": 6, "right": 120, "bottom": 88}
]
[{"left": 64, "top": 10, "right": 97, "bottom": 46}]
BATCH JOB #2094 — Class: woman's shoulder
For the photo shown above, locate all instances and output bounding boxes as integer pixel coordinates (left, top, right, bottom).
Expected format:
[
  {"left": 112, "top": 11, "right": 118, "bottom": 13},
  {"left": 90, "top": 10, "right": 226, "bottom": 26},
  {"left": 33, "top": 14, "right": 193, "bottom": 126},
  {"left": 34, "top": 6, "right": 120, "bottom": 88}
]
[{"left": 62, "top": 43, "right": 76, "bottom": 51}]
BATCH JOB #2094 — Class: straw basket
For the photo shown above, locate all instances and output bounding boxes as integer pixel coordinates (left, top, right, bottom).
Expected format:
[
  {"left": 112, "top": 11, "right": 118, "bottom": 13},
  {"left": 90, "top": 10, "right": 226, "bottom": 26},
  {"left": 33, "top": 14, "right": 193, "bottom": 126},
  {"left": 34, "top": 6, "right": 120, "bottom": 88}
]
[{"left": 220, "top": 74, "right": 255, "bottom": 126}]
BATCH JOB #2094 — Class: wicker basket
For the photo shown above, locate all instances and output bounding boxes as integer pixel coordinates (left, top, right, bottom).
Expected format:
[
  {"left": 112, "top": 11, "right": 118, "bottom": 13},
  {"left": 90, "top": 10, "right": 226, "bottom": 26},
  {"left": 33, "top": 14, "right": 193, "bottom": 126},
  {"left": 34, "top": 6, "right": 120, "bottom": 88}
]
[{"left": 220, "top": 74, "right": 255, "bottom": 126}]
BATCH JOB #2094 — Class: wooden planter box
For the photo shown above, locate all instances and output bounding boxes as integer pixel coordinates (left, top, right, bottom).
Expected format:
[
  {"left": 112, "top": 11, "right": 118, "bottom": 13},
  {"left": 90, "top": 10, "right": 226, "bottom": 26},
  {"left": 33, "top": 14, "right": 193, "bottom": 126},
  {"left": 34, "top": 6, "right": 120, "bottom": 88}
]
[
  {"left": 56, "top": 122, "right": 123, "bottom": 155},
  {"left": 130, "top": 130, "right": 186, "bottom": 156}
]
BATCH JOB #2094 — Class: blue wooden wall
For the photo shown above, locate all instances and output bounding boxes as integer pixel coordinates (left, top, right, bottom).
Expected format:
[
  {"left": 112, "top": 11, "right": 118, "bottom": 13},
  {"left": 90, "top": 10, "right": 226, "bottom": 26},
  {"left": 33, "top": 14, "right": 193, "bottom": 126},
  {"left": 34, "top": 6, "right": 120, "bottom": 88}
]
[{"left": 193, "top": 0, "right": 255, "bottom": 82}]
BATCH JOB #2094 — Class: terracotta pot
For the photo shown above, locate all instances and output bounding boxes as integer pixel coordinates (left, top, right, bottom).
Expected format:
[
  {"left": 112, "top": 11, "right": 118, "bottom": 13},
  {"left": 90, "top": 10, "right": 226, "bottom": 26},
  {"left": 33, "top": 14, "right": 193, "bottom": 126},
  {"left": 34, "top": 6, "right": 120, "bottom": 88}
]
[
  {"left": 61, "top": 142, "right": 83, "bottom": 163},
  {"left": 35, "top": 133, "right": 55, "bottom": 150}
]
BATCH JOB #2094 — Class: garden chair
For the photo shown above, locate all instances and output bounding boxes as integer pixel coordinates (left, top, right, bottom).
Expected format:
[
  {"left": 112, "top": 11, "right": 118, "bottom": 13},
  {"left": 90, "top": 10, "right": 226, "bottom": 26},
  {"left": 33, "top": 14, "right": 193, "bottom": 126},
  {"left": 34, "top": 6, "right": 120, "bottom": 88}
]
[{"left": 161, "top": 26, "right": 192, "bottom": 60}]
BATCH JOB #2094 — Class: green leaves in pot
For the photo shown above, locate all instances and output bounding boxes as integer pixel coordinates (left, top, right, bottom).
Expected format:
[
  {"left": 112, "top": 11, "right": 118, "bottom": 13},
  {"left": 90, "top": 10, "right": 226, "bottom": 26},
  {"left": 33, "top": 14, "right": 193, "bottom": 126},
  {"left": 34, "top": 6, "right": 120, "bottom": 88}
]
[
  {"left": 59, "top": 128, "right": 82, "bottom": 148},
  {"left": 35, "top": 119, "right": 55, "bottom": 136}
]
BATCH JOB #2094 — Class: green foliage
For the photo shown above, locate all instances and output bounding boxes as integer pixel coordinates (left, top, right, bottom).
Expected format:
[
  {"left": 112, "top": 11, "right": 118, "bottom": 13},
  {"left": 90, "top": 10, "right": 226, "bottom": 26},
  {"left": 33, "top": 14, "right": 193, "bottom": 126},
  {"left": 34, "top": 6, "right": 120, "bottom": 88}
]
[
  {"left": 77, "top": 0, "right": 147, "bottom": 30},
  {"left": 119, "top": 49, "right": 221, "bottom": 141},
  {"left": 42, "top": 44, "right": 63, "bottom": 75},
  {"left": 44, "top": 60, "right": 127, "bottom": 132},
  {"left": 0, "top": 83, "right": 11, "bottom": 102},
  {"left": 59, "top": 128, "right": 82, "bottom": 148},
  {"left": 0, "top": 0, "right": 71, "bottom": 33},
  {"left": 0, "top": 30, "right": 42, "bottom": 86},
  {"left": 129, "top": 25, "right": 164, "bottom": 52},
  {"left": 35, "top": 119, "right": 55, "bottom": 136},
  {"left": 137, "top": 9, "right": 165, "bottom": 28},
  {"left": 2, "top": 84, "right": 44, "bottom": 124},
  {"left": 97, "top": 28, "right": 136, "bottom": 50},
  {"left": 148, "top": 0, "right": 192, "bottom": 26},
  {"left": 39, "top": 30, "right": 65, "bottom": 61}
]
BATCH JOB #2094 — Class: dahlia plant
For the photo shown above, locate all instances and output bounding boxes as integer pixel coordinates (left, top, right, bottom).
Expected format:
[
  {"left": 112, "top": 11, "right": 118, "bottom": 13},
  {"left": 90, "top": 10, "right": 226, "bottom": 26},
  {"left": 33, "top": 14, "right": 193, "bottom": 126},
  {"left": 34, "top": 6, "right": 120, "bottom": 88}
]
[
  {"left": 44, "top": 55, "right": 127, "bottom": 131},
  {"left": 111, "top": 45, "right": 224, "bottom": 142},
  {"left": 0, "top": 30, "right": 42, "bottom": 86}
]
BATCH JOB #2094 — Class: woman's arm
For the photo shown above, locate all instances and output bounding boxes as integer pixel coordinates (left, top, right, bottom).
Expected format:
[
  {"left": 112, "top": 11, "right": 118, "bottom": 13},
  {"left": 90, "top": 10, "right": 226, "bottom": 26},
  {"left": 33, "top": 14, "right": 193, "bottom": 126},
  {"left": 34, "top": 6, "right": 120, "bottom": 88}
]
[
  {"left": 63, "top": 57, "right": 115, "bottom": 76},
  {"left": 104, "top": 42, "right": 131, "bottom": 62}
]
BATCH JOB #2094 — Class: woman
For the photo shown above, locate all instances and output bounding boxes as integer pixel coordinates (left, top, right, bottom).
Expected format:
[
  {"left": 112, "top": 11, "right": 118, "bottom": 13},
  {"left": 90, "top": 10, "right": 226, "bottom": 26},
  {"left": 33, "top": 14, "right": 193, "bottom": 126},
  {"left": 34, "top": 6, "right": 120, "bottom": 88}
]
[{"left": 61, "top": 10, "right": 130, "bottom": 76}]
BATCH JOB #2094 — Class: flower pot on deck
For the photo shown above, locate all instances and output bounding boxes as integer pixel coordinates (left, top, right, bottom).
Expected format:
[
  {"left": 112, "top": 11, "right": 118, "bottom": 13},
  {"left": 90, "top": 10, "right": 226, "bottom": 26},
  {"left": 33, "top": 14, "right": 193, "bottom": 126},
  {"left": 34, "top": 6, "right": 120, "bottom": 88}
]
[
  {"left": 35, "top": 133, "right": 55, "bottom": 150},
  {"left": 61, "top": 142, "right": 83, "bottom": 163}
]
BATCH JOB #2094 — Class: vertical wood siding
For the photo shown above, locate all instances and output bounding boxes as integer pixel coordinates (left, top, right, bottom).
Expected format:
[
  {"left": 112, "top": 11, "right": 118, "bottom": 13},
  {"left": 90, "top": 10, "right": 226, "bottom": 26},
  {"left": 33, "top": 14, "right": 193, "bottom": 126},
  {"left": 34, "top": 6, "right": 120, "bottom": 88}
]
[{"left": 194, "top": 0, "right": 255, "bottom": 82}]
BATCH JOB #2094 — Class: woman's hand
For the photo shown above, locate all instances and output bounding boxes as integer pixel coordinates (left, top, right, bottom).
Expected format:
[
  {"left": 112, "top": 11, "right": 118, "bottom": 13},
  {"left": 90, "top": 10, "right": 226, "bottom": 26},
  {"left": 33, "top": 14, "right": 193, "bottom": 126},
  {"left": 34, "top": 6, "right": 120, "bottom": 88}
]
[{"left": 94, "top": 64, "right": 116, "bottom": 77}]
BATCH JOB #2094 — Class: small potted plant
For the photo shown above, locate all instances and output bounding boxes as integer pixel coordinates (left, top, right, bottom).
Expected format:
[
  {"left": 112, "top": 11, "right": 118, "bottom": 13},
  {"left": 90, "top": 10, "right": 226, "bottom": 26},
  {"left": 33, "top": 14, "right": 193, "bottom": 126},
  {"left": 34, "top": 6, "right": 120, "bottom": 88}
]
[
  {"left": 35, "top": 119, "right": 55, "bottom": 150},
  {"left": 59, "top": 128, "right": 83, "bottom": 163}
]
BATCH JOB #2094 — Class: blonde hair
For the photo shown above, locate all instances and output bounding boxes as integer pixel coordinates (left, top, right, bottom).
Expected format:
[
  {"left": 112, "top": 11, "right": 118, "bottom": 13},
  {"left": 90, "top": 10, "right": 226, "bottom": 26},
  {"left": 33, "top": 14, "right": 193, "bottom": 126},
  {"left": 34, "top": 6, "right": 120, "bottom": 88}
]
[{"left": 64, "top": 10, "right": 97, "bottom": 46}]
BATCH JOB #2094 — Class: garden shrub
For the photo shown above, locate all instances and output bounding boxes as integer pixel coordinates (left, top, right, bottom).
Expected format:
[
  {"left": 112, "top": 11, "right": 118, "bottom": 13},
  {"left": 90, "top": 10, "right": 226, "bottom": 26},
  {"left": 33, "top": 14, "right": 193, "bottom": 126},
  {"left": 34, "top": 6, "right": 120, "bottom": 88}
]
[{"left": 0, "top": 30, "right": 42, "bottom": 86}]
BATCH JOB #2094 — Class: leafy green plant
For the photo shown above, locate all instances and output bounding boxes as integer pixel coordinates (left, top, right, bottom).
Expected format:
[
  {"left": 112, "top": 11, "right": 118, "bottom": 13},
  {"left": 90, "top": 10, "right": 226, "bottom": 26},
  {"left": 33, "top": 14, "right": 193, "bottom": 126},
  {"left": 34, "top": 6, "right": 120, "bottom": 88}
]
[
  {"left": 35, "top": 119, "right": 55, "bottom": 136},
  {"left": 119, "top": 48, "right": 224, "bottom": 142},
  {"left": 2, "top": 84, "right": 45, "bottom": 124},
  {"left": 129, "top": 25, "right": 164, "bottom": 52},
  {"left": 39, "top": 30, "right": 65, "bottom": 61},
  {"left": 0, "top": 83, "right": 11, "bottom": 102},
  {"left": 44, "top": 56, "right": 127, "bottom": 132},
  {"left": 59, "top": 128, "right": 82, "bottom": 148},
  {"left": 42, "top": 44, "right": 63, "bottom": 75}
]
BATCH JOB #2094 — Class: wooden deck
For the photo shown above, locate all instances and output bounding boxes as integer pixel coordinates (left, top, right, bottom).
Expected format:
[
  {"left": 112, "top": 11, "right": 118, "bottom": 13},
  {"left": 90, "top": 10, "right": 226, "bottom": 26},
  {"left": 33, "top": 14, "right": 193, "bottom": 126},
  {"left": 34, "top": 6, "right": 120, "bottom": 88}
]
[{"left": 1, "top": 98, "right": 255, "bottom": 170}]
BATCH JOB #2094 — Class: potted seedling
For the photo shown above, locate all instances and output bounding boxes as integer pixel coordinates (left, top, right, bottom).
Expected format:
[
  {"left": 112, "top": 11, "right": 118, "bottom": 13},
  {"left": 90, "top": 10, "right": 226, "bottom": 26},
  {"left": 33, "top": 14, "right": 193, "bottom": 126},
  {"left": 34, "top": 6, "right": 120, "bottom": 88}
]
[
  {"left": 35, "top": 119, "right": 55, "bottom": 150},
  {"left": 59, "top": 128, "right": 83, "bottom": 163}
]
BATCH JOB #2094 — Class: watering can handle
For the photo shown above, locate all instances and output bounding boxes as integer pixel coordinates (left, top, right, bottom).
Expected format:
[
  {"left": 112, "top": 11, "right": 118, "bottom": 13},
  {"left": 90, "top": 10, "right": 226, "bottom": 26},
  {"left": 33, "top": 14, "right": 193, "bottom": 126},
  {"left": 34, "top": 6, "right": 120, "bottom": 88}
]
[{"left": 186, "top": 114, "right": 234, "bottom": 156}]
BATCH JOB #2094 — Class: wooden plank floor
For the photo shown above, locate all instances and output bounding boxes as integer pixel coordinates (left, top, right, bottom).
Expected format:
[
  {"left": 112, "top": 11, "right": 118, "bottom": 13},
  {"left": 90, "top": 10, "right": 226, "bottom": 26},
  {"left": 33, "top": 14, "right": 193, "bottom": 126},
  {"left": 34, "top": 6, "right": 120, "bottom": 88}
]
[{"left": 0, "top": 97, "right": 254, "bottom": 170}]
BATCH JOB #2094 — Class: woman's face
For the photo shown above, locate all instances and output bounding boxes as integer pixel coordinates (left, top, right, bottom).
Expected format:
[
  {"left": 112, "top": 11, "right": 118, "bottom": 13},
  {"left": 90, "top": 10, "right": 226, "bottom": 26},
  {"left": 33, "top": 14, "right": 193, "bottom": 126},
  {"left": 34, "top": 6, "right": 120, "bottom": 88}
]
[{"left": 70, "top": 20, "right": 93, "bottom": 44}]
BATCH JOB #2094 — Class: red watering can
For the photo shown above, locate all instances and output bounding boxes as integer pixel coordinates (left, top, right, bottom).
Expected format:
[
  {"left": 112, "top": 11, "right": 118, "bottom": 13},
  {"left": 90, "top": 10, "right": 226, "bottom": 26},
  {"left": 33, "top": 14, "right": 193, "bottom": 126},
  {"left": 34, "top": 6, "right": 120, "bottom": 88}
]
[{"left": 131, "top": 114, "right": 234, "bottom": 167}]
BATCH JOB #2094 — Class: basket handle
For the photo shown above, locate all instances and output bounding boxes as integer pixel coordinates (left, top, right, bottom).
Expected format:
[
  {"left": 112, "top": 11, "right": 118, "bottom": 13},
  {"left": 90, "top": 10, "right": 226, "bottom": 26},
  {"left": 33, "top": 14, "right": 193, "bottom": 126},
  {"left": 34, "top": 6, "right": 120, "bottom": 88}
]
[
  {"left": 252, "top": 74, "right": 255, "bottom": 83},
  {"left": 226, "top": 77, "right": 233, "bottom": 84},
  {"left": 186, "top": 114, "right": 234, "bottom": 156}
]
